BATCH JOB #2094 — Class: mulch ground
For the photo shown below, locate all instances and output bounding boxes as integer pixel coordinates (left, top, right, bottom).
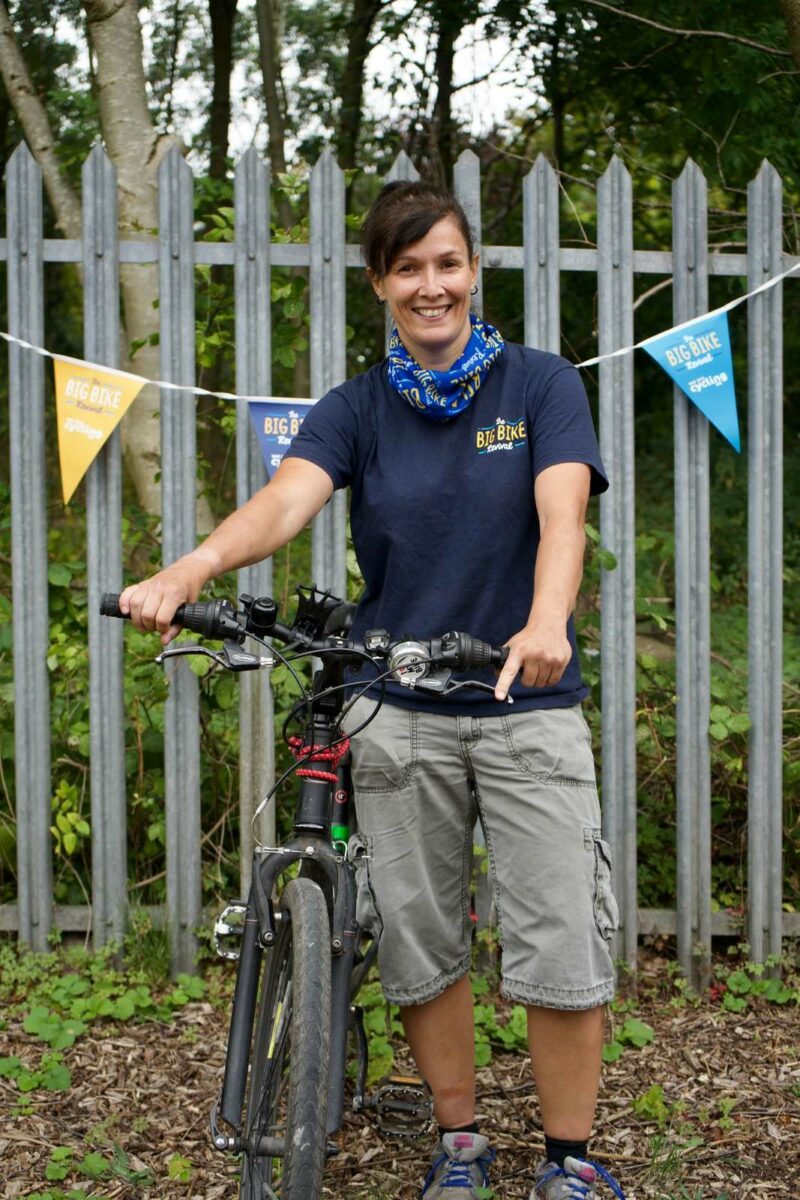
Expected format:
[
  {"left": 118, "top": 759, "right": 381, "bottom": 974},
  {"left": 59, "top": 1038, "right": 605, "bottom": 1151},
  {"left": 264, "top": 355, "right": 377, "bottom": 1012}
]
[{"left": 2, "top": 953, "right": 798, "bottom": 1199}]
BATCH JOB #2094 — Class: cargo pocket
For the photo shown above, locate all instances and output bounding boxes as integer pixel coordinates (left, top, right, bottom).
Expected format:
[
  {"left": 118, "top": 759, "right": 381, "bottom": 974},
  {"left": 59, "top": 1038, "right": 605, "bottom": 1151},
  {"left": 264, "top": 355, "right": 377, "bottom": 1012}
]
[
  {"left": 591, "top": 830, "right": 620, "bottom": 940},
  {"left": 348, "top": 831, "right": 383, "bottom": 939}
]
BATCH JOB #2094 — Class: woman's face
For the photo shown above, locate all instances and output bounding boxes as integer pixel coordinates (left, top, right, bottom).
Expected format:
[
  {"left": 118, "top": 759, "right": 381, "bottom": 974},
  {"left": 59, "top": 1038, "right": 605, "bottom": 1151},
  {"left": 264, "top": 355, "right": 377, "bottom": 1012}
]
[{"left": 370, "top": 216, "right": 478, "bottom": 371}]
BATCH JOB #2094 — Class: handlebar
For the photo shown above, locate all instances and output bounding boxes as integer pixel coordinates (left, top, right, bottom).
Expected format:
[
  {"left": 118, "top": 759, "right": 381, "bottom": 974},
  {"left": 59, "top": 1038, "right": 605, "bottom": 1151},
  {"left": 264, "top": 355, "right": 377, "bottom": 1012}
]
[{"left": 100, "top": 589, "right": 509, "bottom": 677}]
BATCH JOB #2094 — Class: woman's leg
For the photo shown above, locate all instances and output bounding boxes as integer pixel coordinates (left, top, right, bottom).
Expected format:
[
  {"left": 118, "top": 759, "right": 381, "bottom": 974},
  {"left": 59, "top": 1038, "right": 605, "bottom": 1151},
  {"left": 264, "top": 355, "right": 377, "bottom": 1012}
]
[
  {"left": 527, "top": 1005, "right": 604, "bottom": 1138},
  {"left": 400, "top": 975, "right": 476, "bottom": 1128}
]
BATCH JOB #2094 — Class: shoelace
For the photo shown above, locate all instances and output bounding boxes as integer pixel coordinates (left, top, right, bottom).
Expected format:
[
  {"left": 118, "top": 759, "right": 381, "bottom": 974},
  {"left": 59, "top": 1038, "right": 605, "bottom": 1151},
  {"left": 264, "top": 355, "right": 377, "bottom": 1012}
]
[
  {"left": 423, "top": 1148, "right": 495, "bottom": 1193},
  {"left": 537, "top": 1160, "right": 626, "bottom": 1199}
]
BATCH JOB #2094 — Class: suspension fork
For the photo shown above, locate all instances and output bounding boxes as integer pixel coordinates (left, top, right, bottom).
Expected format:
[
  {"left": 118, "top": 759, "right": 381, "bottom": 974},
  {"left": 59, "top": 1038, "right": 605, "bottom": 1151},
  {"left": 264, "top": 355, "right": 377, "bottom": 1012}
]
[{"left": 218, "top": 885, "right": 262, "bottom": 1135}]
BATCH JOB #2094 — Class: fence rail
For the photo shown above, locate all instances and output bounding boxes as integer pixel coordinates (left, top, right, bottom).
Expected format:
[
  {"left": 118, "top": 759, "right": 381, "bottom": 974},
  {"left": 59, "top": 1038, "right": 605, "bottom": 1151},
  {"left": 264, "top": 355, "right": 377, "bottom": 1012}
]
[{"left": 2, "top": 141, "right": 795, "bottom": 979}]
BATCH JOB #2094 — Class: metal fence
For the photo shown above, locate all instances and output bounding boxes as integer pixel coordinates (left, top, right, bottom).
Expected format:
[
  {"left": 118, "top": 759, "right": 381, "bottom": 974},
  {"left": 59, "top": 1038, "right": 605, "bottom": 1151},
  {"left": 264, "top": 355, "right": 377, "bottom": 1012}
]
[{"left": 2, "top": 141, "right": 794, "bottom": 981}]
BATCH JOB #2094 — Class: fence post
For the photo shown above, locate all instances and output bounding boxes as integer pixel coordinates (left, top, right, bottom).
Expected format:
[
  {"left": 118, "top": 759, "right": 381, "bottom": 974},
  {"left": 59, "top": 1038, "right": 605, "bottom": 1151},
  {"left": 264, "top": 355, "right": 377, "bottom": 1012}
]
[
  {"left": 597, "top": 157, "right": 637, "bottom": 970},
  {"left": 309, "top": 149, "right": 347, "bottom": 600},
  {"left": 672, "top": 159, "right": 711, "bottom": 986},
  {"left": 83, "top": 144, "right": 127, "bottom": 947},
  {"left": 453, "top": 149, "right": 483, "bottom": 314},
  {"left": 159, "top": 148, "right": 201, "bottom": 975},
  {"left": 234, "top": 148, "right": 275, "bottom": 889},
  {"left": 523, "top": 155, "right": 560, "bottom": 354},
  {"left": 7, "top": 142, "right": 52, "bottom": 950},
  {"left": 747, "top": 160, "right": 784, "bottom": 964}
]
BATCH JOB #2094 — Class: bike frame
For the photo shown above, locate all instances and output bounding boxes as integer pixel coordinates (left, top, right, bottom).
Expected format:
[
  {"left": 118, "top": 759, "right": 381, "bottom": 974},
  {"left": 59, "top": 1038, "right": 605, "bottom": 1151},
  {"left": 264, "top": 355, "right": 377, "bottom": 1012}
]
[{"left": 217, "top": 651, "right": 360, "bottom": 1145}]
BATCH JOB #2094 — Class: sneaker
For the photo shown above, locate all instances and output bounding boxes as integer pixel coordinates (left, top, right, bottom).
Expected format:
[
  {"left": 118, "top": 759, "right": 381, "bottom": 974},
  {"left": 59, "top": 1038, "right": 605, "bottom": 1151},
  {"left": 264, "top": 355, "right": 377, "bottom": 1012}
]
[
  {"left": 531, "top": 1156, "right": 626, "bottom": 1199},
  {"left": 422, "top": 1131, "right": 496, "bottom": 1197}
]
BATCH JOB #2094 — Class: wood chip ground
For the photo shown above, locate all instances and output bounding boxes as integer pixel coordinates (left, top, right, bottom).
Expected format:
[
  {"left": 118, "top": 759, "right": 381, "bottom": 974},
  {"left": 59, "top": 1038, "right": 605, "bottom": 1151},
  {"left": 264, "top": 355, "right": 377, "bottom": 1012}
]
[{"left": 2, "top": 955, "right": 798, "bottom": 1199}]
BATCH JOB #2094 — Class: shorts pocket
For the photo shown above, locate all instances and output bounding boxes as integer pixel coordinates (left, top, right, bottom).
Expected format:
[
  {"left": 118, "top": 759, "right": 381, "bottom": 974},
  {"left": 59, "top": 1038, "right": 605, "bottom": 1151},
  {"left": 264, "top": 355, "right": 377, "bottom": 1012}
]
[
  {"left": 349, "top": 702, "right": 419, "bottom": 794},
  {"left": 348, "top": 832, "right": 383, "bottom": 939},
  {"left": 502, "top": 708, "right": 596, "bottom": 784},
  {"left": 590, "top": 830, "right": 620, "bottom": 940}
]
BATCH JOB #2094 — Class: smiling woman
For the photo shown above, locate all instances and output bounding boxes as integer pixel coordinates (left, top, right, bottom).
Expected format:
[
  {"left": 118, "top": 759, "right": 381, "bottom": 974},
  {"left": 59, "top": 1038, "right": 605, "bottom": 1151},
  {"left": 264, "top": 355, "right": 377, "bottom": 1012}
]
[{"left": 120, "top": 178, "right": 622, "bottom": 1200}]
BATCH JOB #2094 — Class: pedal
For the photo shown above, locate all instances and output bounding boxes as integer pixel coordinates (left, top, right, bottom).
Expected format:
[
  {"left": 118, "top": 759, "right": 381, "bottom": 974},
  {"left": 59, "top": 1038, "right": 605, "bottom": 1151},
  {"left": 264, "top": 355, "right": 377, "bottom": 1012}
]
[
  {"left": 213, "top": 902, "right": 248, "bottom": 960},
  {"left": 363, "top": 1076, "right": 433, "bottom": 1138}
]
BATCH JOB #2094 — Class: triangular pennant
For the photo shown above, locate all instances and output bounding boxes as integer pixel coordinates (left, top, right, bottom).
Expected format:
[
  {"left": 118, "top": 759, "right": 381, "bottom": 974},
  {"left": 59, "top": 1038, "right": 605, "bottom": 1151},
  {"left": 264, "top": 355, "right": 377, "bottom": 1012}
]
[
  {"left": 641, "top": 312, "right": 740, "bottom": 451},
  {"left": 54, "top": 358, "right": 148, "bottom": 503},
  {"left": 248, "top": 399, "right": 315, "bottom": 478}
]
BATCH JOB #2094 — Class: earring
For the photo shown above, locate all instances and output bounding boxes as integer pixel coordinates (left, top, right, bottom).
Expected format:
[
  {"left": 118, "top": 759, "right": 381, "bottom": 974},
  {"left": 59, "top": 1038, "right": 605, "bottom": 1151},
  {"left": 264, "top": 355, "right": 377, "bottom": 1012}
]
[
  {"left": 376, "top": 296, "right": 386, "bottom": 306},
  {"left": 470, "top": 285, "right": 478, "bottom": 295}
]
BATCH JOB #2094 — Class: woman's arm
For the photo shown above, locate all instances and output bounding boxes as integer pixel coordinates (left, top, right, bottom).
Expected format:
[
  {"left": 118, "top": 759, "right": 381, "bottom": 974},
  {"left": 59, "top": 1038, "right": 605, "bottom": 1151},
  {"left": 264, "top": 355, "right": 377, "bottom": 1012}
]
[
  {"left": 494, "top": 461, "right": 590, "bottom": 701},
  {"left": 119, "top": 457, "right": 334, "bottom": 643}
]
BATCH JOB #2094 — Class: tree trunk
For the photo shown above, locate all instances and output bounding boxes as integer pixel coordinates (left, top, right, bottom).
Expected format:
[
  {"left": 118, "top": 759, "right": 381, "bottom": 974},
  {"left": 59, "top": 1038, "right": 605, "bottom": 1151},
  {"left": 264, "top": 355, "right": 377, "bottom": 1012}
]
[
  {"left": 255, "top": 0, "right": 288, "bottom": 178},
  {"left": 84, "top": 0, "right": 213, "bottom": 528},
  {"left": 779, "top": 0, "right": 800, "bottom": 69},
  {"left": 0, "top": 0, "right": 82, "bottom": 237},
  {"left": 208, "top": 0, "right": 237, "bottom": 179},
  {"left": 84, "top": 0, "right": 183, "bottom": 515},
  {"left": 336, "top": 0, "right": 383, "bottom": 171},
  {"left": 431, "top": 2, "right": 460, "bottom": 186}
]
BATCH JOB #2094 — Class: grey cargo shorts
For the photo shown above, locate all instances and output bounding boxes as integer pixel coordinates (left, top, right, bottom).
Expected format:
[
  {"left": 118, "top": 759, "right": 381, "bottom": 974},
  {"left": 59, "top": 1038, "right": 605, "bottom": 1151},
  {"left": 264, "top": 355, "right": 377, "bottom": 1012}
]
[{"left": 343, "top": 697, "right": 618, "bottom": 1010}]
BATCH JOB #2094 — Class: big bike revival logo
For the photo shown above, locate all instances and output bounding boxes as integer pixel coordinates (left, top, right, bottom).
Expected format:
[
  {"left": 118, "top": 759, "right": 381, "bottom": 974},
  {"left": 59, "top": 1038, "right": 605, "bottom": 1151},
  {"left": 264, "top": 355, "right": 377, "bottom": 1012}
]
[{"left": 475, "top": 416, "right": 527, "bottom": 454}]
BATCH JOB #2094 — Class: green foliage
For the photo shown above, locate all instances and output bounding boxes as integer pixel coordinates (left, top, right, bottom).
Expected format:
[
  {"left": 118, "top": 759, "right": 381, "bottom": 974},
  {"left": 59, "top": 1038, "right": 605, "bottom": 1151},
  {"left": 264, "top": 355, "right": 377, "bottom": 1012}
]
[{"left": 602, "top": 1016, "right": 655, "bottom": 1063}]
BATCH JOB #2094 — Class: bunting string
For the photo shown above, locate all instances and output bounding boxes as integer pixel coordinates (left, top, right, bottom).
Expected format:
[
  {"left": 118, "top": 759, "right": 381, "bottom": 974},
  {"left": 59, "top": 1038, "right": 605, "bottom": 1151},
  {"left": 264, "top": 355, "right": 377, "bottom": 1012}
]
[{"left": 2, "top": 256, "right": 797, "bottom": 500}]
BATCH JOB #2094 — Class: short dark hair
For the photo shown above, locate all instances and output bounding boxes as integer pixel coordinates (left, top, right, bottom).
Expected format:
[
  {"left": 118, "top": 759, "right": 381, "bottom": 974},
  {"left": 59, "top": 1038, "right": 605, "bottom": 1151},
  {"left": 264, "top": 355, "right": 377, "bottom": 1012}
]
[{"left": 361, "top": 181, "right": 475, "bottom": 278}]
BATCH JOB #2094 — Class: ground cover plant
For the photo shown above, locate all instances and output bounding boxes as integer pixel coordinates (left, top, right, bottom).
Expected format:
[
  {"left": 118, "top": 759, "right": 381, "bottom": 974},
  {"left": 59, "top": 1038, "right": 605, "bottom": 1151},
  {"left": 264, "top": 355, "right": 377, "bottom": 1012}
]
[{"left": 1, "top": 938, "right": 798, "bottom": 1199}]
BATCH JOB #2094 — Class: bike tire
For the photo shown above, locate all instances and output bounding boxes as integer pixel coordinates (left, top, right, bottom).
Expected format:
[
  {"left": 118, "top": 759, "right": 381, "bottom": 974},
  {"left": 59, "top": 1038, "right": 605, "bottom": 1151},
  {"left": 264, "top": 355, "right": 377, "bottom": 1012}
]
[{"left": 240, "top": 877, "right": 332, "bottom": 1200}]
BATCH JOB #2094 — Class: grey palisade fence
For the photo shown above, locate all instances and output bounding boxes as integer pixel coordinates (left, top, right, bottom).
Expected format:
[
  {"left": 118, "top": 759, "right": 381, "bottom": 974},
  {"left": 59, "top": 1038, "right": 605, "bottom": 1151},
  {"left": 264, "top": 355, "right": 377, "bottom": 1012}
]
[{"left": 3, "top": 141, "right": 794, "bottom": 980}]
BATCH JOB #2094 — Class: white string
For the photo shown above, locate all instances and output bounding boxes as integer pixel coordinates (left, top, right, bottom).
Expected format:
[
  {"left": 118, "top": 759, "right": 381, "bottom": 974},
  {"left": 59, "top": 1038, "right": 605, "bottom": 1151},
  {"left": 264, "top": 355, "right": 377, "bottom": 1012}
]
[
  {"left": 1, "top": 257, "right": 797, "bottom": 391},
  {"left": 575, "top": 259, "right": 800, "bottom": 369}
]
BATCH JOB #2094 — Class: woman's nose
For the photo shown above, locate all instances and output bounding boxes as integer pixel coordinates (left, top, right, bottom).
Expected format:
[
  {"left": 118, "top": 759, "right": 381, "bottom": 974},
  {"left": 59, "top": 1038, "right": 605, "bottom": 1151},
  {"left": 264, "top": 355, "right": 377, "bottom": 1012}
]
[{"left": 418, "top": 266, "right": 444, "bottom": 294}]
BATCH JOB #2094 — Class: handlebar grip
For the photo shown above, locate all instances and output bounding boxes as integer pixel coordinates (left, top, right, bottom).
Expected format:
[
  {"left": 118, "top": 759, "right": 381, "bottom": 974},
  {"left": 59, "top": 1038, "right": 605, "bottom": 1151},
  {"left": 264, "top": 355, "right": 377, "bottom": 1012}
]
[
  {"left": 99, "top": 593, "right": 125, "bottom": 618},
  {"left": 99, "top": 592, "right": 188, "bottom": 626},
  {"left": 493, "top": 645, "right": 509, "bottom": 669}
]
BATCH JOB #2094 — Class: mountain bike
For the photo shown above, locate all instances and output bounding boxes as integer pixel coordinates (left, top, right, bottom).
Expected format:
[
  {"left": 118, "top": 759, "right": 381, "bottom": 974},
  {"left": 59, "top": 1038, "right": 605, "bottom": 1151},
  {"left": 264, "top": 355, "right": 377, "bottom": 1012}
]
[{"left": 101, "top": 583, "right": 507, "bottom": 1199}]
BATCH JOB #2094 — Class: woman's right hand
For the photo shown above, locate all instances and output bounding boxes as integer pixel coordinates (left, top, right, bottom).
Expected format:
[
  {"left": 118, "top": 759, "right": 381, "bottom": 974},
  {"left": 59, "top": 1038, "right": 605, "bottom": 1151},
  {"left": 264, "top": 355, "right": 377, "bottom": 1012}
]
[{"left": 118, "top": 548, "right": 221, "bottom": 645}]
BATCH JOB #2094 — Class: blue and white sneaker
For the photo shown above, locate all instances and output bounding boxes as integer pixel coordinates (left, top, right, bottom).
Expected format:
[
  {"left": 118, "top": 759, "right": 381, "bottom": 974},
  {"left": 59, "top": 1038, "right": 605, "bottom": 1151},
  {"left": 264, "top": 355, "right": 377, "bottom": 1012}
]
[
  {"left": 422, "top": 1131, "right": 496, "bottom": 1198},
  {"left": 532, "top": 1156, "right": 626, "bottom": 1199}
]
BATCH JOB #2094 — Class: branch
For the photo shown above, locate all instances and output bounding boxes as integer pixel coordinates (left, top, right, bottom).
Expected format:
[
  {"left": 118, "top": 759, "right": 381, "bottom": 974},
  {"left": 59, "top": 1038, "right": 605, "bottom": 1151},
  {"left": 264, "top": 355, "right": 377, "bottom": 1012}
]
[
  {"left": 0, "top": 0, "right": 82, "bottom": 237},
  {"left": 576, "top": 1, "right": 792, "bottom": 58}
]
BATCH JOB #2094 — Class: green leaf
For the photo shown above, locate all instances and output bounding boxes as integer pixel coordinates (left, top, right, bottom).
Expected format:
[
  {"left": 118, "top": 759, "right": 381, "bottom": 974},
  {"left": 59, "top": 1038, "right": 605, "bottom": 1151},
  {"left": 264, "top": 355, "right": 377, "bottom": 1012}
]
[
  {"left": 725, "top": 970, "right": 751, "bottom": 994},
  {"left": 41, "top": 1062, "right": 72, "bottom": 1091},
  {"left": 474, "top": 1036, "right": 492, "bottom": 1067},
  {"left": 48, "top": 563, "right": 72, "bottom": 587},
  {"left": 0, "top": 1056, "right": 21, "bottom": 1077},
  {"left": 619, "top": 1017, "right": 655, "bottom": 1048},
  {"left": 18, "top": 1069, "right": 42, "bottom": 1091},
  {"left": 77, "top": 1151, "right": 109, "bottom": 1179},
  {"left": 167, "top": 1153, "right": 193, "bottom": 1182},
  {"left": 45, "top": 1162, "right": 71, "bottom": 1181},
  {"left": 366, "top": 1035, "right": 393, "bottom": 1084},
  {"left": 722, "top": 993, "right": 747, "bottom": 1013},
  {"left": 710, "top": 722, "right": 729, "bottom": 741},
  {"left": 602, "top": 1040, "right": 625, "bottom": 1062}
]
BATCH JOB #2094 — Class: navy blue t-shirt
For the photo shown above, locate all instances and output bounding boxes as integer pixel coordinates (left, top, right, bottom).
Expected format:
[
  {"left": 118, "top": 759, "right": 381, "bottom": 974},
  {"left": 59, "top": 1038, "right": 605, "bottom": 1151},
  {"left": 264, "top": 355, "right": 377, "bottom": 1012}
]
[{"left": 285, "top": 342, "right": 608, "bottom": 715}]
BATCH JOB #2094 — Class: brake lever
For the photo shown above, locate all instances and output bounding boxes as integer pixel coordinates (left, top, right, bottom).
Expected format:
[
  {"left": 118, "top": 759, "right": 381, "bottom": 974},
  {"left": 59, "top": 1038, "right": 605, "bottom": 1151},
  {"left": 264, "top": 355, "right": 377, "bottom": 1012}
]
[
  {"left": 156, "top": 639, "right": 274, "bottom": 672},
  {"left": 442, "top": 679, "right": 514, "bottom": 703}
]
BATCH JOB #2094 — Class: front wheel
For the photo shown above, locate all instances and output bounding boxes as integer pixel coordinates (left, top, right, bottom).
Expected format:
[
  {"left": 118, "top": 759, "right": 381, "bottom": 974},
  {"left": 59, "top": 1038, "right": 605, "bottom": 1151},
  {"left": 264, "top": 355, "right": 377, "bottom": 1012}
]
[{"left": 240, "top": 877, "right": 332, "bottom": 1199}]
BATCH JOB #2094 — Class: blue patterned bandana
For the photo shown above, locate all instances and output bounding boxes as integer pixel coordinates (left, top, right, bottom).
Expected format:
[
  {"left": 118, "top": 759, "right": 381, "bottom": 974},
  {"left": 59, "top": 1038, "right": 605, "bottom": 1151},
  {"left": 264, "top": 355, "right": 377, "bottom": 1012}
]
[{"left": 387, "top": 315, "right": 505, "bottom": 422}]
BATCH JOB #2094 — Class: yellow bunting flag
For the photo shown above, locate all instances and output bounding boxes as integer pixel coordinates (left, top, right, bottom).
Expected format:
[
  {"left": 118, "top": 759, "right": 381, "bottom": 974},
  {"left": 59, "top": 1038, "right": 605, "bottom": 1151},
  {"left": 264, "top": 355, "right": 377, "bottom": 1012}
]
[{"left": 54, "top": 358, "right": 147, "bottom": 504}]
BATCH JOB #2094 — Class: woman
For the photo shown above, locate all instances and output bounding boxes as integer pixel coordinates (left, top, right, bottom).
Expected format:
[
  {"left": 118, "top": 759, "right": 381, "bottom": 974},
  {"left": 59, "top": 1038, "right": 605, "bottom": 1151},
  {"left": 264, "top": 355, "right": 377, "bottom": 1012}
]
[{"left": 120, "top": 181, "right": 623, "bottom": 1200}]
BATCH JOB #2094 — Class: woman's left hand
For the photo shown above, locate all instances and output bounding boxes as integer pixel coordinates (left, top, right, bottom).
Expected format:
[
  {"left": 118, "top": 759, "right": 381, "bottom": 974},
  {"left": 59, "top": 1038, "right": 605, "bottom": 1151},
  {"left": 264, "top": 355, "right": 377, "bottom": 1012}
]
[{"left": 494, "top": 622, "right": 572, "bottom": 701}]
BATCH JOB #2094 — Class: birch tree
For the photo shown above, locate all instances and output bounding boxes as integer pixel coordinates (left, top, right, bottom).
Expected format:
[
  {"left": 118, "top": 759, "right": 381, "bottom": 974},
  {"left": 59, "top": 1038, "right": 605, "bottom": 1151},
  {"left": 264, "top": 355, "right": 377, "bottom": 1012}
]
[{"left": 0, "top": 0, "right": 212, "bottom": 519}]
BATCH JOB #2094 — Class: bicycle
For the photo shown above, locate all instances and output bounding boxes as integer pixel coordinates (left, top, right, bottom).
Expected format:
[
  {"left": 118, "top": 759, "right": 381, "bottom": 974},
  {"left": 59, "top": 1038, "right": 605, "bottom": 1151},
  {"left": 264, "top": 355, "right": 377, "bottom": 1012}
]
[{"left": 101, "top": 583, "right": 508, "bottom": 1199}]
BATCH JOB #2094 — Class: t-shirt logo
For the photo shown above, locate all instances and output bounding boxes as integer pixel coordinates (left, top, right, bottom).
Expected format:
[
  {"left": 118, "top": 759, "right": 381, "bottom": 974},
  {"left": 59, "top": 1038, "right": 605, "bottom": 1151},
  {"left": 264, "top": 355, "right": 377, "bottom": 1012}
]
[{"left": 476, "top": 416, "right": 527, "bottom": 455}]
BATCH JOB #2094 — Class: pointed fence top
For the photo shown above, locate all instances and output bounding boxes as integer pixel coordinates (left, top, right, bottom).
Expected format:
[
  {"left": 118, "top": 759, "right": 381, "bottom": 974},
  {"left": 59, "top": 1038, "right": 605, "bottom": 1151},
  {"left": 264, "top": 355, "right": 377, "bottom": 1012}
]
[
  {"left": 387, "top": 150, "right": 420, "bottom": 183},
  {"left": 530, "top": 153, "right": 557, "bottom": 181}
]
